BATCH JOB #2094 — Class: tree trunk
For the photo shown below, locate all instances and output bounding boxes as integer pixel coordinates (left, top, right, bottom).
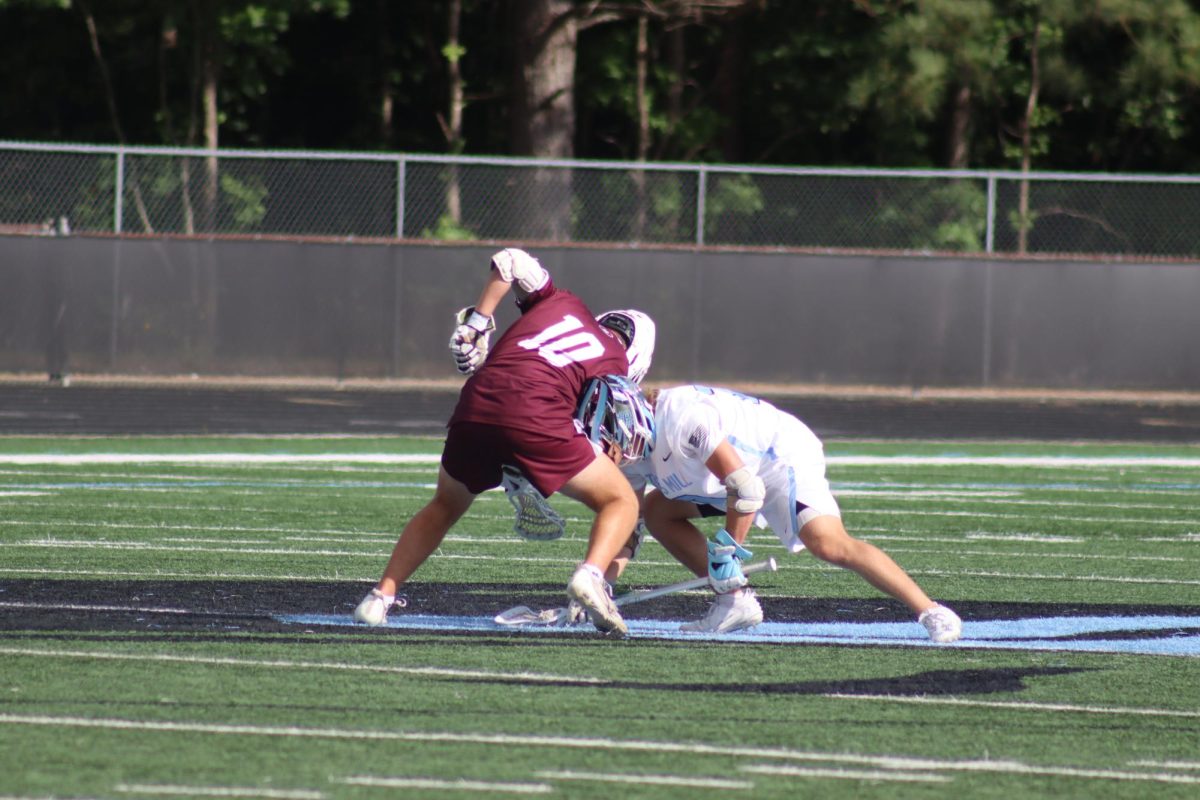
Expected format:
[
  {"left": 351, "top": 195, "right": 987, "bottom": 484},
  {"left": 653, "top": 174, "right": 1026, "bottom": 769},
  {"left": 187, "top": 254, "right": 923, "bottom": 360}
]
[
  {"left": 947, "top": 82, "right": 971, "bottom": 168},
  {"left": 199, "top": 0, "right": 220, "bottom": 235},
  {"left": 77, "top": 0, "right": 154, "bottom": 233},
  {"left": 378, "top": 0, "right": 394, "bottom": 145},
  {"left": 445, "top": 0, "right": 464, "bottom": 226},
  {"left": 633, "top": 12, "right": 650, "bottom": 240},
  {"left": 510, "top": 0, "right": 576, "bottom": 158},
  {"left": 713, "top": 12, "right": 743, "bottom": 161},
  {"left": 509, "top": 0, "right": 576, "bottom": 239},
  {"left": 1017, "top": 18, "right": 1041, "bottom": 255}
]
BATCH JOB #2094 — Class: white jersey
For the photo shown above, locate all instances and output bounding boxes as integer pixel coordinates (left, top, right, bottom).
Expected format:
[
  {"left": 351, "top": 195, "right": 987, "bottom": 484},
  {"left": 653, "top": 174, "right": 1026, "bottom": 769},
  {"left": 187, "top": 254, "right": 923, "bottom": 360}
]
[{"left": 624, "top": 385, "right": 840, "bottom": 552}]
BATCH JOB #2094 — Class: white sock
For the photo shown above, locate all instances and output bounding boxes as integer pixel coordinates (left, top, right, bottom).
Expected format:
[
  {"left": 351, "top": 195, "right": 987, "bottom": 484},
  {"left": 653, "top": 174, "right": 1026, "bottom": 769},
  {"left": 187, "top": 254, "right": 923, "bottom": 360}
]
[{"left": 580, "top": 563, "right": 605, "bottom": 582}]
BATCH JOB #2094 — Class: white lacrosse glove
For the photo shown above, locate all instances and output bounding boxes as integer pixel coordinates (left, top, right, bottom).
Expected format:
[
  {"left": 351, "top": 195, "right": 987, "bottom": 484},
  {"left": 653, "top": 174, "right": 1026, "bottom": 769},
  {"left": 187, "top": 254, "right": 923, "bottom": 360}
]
[{"left": 449, "top": 306, "right": 496, "bottom": 375}]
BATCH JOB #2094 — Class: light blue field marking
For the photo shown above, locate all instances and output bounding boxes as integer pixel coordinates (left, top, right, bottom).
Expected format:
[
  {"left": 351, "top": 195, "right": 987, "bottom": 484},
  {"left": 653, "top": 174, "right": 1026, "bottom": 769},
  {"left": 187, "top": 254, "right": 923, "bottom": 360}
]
[{"left": 276, "top": 613, "right": 1200, "bottom": 657}]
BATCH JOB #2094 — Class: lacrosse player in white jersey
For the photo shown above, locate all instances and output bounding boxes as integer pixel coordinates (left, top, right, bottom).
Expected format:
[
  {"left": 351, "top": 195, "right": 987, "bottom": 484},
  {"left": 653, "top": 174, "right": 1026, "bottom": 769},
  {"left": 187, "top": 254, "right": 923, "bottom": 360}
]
[{"left": 620, "top": 385, "right": 962, "bottom": 642}]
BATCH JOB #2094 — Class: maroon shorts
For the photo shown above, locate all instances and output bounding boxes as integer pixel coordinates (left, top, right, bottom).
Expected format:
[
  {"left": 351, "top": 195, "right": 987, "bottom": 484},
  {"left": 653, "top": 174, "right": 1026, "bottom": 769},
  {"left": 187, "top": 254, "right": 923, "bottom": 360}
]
[{"left": 441, "top": 420, "right": 601, "bottom": 497}]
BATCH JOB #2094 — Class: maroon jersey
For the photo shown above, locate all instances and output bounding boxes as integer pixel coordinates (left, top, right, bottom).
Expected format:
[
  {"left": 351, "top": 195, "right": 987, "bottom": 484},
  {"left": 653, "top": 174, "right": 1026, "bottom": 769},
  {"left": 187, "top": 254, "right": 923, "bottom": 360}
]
[{"left": 449, "top": 282, "right": 629, "bottom": 434}]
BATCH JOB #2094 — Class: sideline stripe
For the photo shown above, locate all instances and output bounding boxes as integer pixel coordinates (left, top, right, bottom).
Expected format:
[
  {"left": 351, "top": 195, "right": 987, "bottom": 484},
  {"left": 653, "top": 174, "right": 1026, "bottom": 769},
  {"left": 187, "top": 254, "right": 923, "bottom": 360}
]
[
  {"left": 338, "top": 777, "right": 550, "bottom": 794},
  {"left": 1, "top": 453, "right": 1199, "bottom": 468},
  {"left": 115, "top": 785, "right": 323, "bottom": 799},
  {"left": 4, "top": 559, "right": 1198, "bottom": 588},
  {"left": 533, "top": 770, "right": 753, "bottom": 789},
  {"left": 4, "top": 646, "right": 1194, "bottom": 714},
  {"left": 738, "top": 765, "right": 948, "bottom": 783},
  {"left": 0, "top": 567, "right": 379, "bottom": 581},
  {"left": 824, "top": 694, "right": 1200, "bottom": 719},
  {"left": 0, "top": 454, "right": 442, "bottom": 465},
  {"left": 3, "top": 714, "right": 1192, "bottom": 786},
  {"left": 1129, "top": 761, "right": 1200, "bottom": 770},
  {"left": 743, "top": 762, "right": 1200, "bottom": 785},
  {"left": 0, "top": 647, "right": 611, "bottom": 685}
]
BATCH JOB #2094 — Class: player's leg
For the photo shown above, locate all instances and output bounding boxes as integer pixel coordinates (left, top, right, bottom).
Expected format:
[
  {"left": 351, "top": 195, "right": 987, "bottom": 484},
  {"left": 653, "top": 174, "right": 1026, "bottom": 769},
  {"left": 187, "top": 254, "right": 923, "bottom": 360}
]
[
  {"left": 799, "top": 515, "right": 934, "bottom": 610},
  {"left": 558, "top": 453, "right": 640, "bottom": 635},
  {"left": 798, "top": 514, "right": 961, "bottom": 642},
  {"left": 560, "top": 453, "right": 639, "bottom": 568},
  {"left": 354, "top": 465, "right": 476, "bottom": 625},
  {"left": 640, "top": 491, "right": 708, "bottom": 576},
  {"left": 377, "top": 465, "right": 476, "bottom": 595},
  {"left": 641, "top": 491, "right": 762, "bottom": 633}
]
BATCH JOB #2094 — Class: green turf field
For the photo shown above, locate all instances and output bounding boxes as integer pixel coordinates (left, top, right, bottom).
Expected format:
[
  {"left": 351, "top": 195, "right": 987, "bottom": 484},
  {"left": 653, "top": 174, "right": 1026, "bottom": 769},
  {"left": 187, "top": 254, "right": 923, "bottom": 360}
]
[{"left": 1, "top": 436, "right": 1198, "bottom": 799}]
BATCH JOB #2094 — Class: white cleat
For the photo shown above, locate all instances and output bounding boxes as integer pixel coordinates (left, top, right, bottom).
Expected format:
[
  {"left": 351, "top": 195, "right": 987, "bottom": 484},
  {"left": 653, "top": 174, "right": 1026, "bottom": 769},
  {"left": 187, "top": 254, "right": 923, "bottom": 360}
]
[
  {"left": 354, "top": 589, "right": 394, "bottom": 626},
  {"left": 566, "top": 566, "right": 627, "bottom": 637},
  {"left": 680, "top": 589, "right": 763, "bottom": 634},
  {"left": 919, "top": 603, "right": 963, "bottom": 643}
]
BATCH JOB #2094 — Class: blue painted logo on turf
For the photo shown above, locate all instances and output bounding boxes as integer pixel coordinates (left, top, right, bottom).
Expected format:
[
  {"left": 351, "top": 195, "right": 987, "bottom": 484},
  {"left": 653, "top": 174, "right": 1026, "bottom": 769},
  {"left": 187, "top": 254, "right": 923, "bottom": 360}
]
[{"left": 276, "top": 612, "right": 1200, "bottom": 657}]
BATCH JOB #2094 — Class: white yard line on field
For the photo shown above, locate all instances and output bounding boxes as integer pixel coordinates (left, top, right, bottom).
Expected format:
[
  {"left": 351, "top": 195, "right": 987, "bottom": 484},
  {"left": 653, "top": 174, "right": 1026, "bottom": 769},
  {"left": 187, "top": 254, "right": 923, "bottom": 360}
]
[
  {"left": 3, "top": 538, "right": 1196, "bottom": 585},
  {"left": 742, "top": 762, "right": 1200, "bottom": 785},
  {"left": 0, "top": 454, "right": 443, "bottom": 465},
  {"left": 116, "top": 784, "right": 324, "bottom": 800},
  {"left": 905, "top": 567, "right": 1200, "bottom": 586},
  {"left": 4, "top": 713, "right": 1198, "bottom": 786},
  {"left": 0, "top": 647, "right": 612, "bottom": 685},
  {"left": 824, "top": 694, "right": 1200, "bottom": 718},
  {"left": 882, "top": 547, "right": 1189, "bottom": 563},
  {"left": 533, "top": 770, "right": 754, "bottom": 789},
  {"left": 337, "top": 777, "right": 550, "bottom": 794},
  {"left": 0, "top": 519, "right": 401, "bottom": 536},
  {"left": 848, "top": 495, "right": 1200, "bottom": 513},
  {"left": 0, "top": 452, "right": 1199, "bottom": 468},
  {"left": 849, "top": 507, "right": 1200, "bottom": 526},
  {"left": 0, "top": 567, "right": 378, "bottom": 581},
  {"left": 737, "top": 765, "right": 948, "bottom": 783}
]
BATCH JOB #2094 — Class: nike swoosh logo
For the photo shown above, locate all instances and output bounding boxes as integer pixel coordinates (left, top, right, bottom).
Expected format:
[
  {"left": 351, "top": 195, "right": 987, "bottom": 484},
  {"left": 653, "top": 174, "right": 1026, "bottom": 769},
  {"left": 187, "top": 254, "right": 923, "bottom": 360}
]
[{"left": 661, "top": 451, "right": 672, "bottom": 461}]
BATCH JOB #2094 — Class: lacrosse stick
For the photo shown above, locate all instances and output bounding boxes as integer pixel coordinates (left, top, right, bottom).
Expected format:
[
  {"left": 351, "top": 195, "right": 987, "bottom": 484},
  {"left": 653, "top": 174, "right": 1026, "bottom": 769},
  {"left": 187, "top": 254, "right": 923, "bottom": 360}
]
[
  {"left": 493, "top": 557, "right": 778, "bottom": 627},
  {"left": 501, "top": 465, "right": 565, "bottom": 541}
]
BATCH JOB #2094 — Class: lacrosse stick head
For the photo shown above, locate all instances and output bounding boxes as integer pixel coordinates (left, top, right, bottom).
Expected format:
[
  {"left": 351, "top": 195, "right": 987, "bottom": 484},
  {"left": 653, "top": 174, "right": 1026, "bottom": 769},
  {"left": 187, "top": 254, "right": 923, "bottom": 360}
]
[
  {"left": 500, "top": 466, "right": 566, "bottom": 541},
  {"left": 597, "top": 309, "right": 655, "bottom": 384},
  {"left": 576, "top": 374, "right": 655, "bottom": 467}
]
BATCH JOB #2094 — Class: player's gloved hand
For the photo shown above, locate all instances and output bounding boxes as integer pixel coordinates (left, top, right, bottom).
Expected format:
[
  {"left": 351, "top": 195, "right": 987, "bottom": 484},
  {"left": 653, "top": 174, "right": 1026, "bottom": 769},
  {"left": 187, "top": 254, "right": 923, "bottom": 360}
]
[
  {"left": 706, "top": 529, "right": 753, "bottom": 593},
  {"left": 449, "top": 306, "right": 496, "bottom": 375}
]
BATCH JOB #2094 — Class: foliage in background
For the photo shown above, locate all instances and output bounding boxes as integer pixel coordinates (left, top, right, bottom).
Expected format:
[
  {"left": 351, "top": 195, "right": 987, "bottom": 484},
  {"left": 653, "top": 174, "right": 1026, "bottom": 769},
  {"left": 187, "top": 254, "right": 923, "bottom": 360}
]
[{"left": 2, "top": 0, "right": 1200, "bottom": 174}]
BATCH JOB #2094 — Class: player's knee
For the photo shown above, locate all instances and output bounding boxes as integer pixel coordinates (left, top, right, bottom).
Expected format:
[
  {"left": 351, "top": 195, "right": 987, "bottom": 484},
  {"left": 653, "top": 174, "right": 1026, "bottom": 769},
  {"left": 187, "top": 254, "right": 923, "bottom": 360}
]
[
  {"left": 808, "top": 537, "right": 853, "bottom": 566},
  {"left": 610, "top": 487, "right": 640, "bottom": 521},
  {"left": 426, "top": 491, "right": 471, "bottom": 528},
  {"left": 799, "top": 519, "right": 853, "bottom": 565}
]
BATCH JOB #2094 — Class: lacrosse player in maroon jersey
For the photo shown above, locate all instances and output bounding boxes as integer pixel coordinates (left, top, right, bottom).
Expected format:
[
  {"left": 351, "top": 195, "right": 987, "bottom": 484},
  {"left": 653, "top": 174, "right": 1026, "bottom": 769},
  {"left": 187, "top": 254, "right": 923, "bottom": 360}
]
[{"left": 354, "top": 248, "right": 655, "bottom": 636}]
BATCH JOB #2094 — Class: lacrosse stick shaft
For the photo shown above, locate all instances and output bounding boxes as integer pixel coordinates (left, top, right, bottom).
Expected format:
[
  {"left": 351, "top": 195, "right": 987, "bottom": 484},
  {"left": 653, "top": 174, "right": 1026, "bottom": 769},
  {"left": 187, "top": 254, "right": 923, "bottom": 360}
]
[
  {"left": 492, "top": 557, "right": 778, "bottom": 626},
  {"left": 614, "top": 557, "right": 777, "bottom": 608}
]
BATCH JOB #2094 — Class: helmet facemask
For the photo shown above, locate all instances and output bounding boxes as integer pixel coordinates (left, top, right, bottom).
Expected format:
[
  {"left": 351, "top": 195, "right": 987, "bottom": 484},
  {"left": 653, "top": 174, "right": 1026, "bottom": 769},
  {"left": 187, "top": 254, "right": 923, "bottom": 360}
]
[{"left": 576, "top": 375, "right": 655, "bottom": 467}]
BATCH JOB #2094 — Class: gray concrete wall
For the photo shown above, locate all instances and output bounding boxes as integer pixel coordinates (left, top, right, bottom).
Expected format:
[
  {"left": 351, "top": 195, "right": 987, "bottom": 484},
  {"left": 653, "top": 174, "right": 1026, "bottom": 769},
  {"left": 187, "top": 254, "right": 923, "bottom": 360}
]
[{"left": 2, "top": 235, "right": 1198, "bottom": 390}]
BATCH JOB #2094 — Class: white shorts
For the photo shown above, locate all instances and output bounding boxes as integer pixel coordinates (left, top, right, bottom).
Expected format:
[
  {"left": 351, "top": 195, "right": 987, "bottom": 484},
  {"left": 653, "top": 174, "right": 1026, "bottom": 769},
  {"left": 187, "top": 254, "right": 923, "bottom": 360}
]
[{"left": 696, "top": 414, "right": 840, "bottom": 554}]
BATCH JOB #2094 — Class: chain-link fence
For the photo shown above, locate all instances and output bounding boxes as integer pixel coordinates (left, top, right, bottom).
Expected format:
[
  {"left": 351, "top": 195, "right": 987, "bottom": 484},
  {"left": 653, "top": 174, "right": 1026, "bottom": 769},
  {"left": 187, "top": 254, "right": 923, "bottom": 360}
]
[{"left": 4, "top": 140, "right": 1200, "bottom": 258}]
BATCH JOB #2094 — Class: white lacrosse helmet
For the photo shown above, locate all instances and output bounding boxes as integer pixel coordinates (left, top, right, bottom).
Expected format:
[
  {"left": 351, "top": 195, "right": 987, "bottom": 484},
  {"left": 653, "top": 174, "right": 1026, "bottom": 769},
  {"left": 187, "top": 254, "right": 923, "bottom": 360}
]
[
  {"left": 596, "top": 309, "right": 656, "bottom": 384},
  {"left": 576, "top": 375, "right": 655, "bottom": 466}
]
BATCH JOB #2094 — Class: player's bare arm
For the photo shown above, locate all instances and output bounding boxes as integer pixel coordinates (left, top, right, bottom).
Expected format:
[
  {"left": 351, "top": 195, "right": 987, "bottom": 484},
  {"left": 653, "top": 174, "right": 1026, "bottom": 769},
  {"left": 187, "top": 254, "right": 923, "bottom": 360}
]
[{"left": 703, "top": 439, "right": 759, "bottom": 544}]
